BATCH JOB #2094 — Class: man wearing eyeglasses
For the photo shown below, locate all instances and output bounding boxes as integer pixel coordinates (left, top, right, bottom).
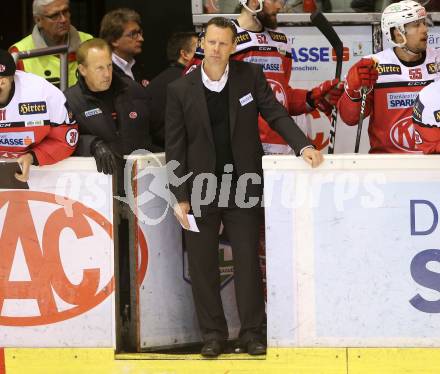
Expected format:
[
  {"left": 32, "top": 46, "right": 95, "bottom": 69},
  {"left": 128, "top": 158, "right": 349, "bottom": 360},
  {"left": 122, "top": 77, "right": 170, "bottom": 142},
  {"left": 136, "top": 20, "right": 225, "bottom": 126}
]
[
  {"left": 100, "top": 8, "right": 149, "bottom": 87},
  {"left": 9, "top": 0, "right": 92, "bottom": 88}
]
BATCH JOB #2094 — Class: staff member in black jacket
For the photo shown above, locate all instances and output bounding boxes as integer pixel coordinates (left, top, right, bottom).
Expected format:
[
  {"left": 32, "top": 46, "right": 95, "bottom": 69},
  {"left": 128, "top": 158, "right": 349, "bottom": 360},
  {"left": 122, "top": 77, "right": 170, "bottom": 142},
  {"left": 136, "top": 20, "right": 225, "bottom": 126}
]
[
  {"left": 65, "top": 38, "right": 159, "bottom": 335},
  {"left": 65, "top": 38, "right": 159, "bottom": 178},
  {"left": 146, "top": 32, "right": 198, "bottom": 148}
]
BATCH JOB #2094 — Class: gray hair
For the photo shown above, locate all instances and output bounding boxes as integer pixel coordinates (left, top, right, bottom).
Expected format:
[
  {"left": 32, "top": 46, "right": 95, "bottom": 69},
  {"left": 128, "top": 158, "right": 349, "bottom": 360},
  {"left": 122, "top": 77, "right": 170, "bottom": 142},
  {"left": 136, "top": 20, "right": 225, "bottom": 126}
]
[{"left": 33, "top": 0, "right": 69, "bottom": 16}]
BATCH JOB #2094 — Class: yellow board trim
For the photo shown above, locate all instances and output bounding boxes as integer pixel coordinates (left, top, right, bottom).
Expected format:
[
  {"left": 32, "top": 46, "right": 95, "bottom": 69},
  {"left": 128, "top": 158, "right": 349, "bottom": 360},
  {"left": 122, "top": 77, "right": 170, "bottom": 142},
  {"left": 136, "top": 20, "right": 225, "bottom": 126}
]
[{"left": 4, "top": 347, "right": 440, "bottom": 374}]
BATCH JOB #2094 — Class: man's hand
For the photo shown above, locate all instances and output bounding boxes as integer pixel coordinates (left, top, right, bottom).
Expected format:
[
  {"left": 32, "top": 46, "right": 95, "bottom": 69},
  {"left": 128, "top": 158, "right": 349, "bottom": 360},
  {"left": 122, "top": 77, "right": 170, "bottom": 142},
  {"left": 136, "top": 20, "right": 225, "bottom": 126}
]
[
  {"left": 301, "top": 147, "right": 324, "bottom": 168},
  {"left": 92, "top": 140, "right": 117, "bottom": 175},
  {"left": 345, "top": 58, "right": 378, "bottom": 99},
  {"left": 173, "top": 201, "right": 191, "bottom": 229},
  {"left": 309, "top": 78, "right": 344, "bottom": 114},
  {"left": 15, "top": 153, "right": 34, "bottom": 182}
]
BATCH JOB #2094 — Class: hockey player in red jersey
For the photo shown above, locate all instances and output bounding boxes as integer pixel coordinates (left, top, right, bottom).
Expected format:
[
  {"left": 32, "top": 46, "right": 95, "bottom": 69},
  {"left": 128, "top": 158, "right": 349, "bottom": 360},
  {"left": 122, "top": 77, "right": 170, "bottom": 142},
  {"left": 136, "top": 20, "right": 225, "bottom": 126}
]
[
  {"left": 339, "top": 0, "right": 439, "bottom": 154},
  {"left": 187, "top": 0, "right": 343, "bottom": 155},
  {"left": 0, "top": 49, "right": 78, "bottom": 182}
]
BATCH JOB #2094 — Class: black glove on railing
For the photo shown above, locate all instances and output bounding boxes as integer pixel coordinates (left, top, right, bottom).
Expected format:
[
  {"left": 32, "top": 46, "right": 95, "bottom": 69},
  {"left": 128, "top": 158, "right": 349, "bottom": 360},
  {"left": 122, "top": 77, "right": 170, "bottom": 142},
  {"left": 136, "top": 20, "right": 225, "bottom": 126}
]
[{"left": 91, "top": 140, "right": 117, "bottom": 175}]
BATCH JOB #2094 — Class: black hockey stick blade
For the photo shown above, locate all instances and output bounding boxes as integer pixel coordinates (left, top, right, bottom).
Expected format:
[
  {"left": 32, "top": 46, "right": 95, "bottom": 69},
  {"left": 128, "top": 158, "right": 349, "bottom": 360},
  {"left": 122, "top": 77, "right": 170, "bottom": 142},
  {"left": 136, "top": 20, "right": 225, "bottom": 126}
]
[
  {"left": 310, "top": 11, "right": 343, "bottom": 79},
  {"left": 310, "top": 11, "right": 343, "bottom": 154}
]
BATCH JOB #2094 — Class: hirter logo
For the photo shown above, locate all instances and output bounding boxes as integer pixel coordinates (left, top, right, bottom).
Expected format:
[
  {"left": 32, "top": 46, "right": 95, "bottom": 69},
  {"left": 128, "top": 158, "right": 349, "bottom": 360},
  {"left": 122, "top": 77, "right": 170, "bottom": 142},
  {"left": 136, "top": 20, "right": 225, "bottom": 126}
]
[
  {"left": 389, "top": 116, "right": 419, "bottom": 153},
  {"left": 0, "top": 65, "right": 5, "bottom": 73},
  {"left": 0, "top": 191, "right": 114, "bottom": 326},
  {"left": 129, "top": 112, "right": 138, "bottom": 119}
]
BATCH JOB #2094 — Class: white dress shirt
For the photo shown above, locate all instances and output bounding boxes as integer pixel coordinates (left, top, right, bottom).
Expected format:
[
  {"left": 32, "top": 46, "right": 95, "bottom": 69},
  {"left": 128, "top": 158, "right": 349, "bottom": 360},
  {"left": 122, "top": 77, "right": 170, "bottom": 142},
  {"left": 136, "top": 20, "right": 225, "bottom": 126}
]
[
  {"left": 112, "top": 53, "right": 135, "bottom": 80},
  {"left": 200, "top": 60, "right": 312, "bottom": 156},
  {"left": 201, "top": 61, "right": 229, "bottom": 92}
]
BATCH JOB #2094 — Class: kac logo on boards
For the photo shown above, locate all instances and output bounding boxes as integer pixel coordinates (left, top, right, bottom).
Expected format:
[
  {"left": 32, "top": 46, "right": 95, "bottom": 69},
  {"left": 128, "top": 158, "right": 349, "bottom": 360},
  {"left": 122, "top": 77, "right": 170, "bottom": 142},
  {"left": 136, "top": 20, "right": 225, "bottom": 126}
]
[{"left": 0, "top": 191, "right": 114, "bottom": 326}]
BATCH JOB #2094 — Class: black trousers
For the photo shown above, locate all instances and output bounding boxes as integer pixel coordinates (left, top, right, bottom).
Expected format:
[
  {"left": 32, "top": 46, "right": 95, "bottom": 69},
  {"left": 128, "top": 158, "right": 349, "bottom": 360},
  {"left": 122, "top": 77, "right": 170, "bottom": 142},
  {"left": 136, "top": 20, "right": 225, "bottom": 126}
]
[{"left": 184, "top": 206, "right": 265, "bottom": 343}]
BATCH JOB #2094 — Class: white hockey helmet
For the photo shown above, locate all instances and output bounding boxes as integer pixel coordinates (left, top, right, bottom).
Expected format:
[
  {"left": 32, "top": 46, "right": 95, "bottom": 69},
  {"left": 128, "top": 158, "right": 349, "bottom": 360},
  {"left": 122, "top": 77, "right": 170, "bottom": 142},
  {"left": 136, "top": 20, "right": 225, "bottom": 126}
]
[
  {"left": 381, "top": 0, "right": 427, "bottom": 48},
  {"left": 239, "top": 0, "right": 264, "bottom": 14}
]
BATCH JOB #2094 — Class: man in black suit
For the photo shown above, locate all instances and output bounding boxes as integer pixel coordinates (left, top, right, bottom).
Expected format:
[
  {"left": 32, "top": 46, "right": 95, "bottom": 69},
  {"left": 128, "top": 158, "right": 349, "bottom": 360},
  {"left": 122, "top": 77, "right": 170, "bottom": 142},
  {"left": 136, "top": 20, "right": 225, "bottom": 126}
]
[
  {"left": 146, "top": 32, "right": 198, "bottom": 149},
  {"left": 165, "top": 17, "right": 323, "bottom": 358}
]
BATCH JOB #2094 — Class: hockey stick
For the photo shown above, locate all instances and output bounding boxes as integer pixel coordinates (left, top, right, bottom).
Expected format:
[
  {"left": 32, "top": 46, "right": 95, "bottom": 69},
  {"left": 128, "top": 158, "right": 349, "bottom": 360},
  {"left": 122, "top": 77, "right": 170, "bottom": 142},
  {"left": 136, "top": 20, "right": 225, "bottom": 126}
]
[
  {"left": 354, "top": 58, "right": 378, "bottom": 153},
  {"left": 310, "top": 11, "right": 343, "bottom": 154},
  {"left": 354, "top": 87, "right": 368, "bottom": 153}
]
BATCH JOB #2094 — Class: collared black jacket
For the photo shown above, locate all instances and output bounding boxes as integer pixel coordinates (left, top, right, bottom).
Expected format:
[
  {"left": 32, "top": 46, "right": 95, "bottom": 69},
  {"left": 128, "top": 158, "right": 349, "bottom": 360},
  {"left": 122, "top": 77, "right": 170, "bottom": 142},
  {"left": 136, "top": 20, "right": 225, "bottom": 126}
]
[
  {"left": 145, "top": 62, "right": 185, "bottom": 149},
  {"left": 64, "top": 72, "right": 161, "bottom": 157}
]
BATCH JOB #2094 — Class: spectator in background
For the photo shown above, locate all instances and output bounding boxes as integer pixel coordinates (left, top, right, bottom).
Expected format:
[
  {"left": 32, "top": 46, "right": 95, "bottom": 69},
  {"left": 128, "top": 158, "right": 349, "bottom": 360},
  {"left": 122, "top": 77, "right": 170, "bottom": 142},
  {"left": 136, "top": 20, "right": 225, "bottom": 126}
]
[
  {"left": 425, "top": 0, "right": 440, "bottom": 12},
  {"left": 0, "top": 49, "right": 78, "bottom": 182},
  {"left": 145, "top": 32, "right": 198, "bottom": 149},
  {"left": 64, "top": 38, "right": 159, "bottom": 180},
  {"left": 351, "top": 0, "right": 374, "bottom": 11},
  {"left": 99, "top": 8, "right": 149, "bottom": 87},
  {"left": 384, "top": 0, "right": 440, "bottom": 11},
  {"left": 10, "top": 0, "right": 92, "bottom": 87}
]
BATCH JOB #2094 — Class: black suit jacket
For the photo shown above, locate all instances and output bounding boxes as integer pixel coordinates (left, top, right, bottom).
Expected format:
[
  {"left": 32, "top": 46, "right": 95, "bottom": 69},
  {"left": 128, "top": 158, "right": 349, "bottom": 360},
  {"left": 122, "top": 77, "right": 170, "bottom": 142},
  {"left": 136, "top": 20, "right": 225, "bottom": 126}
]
[
  {"left": 145, "top": 63, "right": 185, "bottom": 149},
  {"left": 165, "top": 60, "right": 310, "bottom": 210}
]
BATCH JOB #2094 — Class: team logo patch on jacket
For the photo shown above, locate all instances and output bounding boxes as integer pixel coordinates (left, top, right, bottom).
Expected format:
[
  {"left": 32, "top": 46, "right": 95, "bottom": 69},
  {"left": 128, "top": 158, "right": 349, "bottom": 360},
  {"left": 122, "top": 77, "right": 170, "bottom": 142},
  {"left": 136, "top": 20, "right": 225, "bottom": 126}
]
[
  {"left": 377, "top": 64, "right": 402, "bottom": 75},
  {"left": 434, "top": 110, "right": 440, "bottom": 123},
  {"left": 18, "top": 101, "right": 47, "bottom": 115}
]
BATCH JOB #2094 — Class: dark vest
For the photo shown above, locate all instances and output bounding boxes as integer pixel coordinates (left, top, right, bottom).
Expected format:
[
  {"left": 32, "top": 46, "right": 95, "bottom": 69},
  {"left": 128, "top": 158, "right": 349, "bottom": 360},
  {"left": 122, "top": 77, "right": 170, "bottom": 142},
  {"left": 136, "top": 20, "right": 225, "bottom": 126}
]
[{"left": 204, "top": 82, "right": 237, "bottom": 181}]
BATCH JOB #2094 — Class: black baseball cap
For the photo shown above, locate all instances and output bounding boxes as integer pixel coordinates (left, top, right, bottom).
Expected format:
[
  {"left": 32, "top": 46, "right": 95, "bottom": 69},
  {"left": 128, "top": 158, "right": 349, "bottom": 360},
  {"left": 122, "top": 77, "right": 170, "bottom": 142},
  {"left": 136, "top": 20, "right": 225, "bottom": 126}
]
[{"left": 0, "top": 49, "right": 16, "bottom": 77}]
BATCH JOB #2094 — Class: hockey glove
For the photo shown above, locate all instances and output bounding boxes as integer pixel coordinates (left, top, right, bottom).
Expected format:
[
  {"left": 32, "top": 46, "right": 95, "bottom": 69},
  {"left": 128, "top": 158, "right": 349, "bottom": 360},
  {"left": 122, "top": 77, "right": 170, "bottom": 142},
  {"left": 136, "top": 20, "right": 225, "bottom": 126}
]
[
  {"left": 91, "top": 140, "right": 117, "bottom": 175},
  {"left": 307, "top": 78, "right": 344, "bottom": 115},
  {"left": 345, "top": 58, "right": 378, "bottom": 100}
]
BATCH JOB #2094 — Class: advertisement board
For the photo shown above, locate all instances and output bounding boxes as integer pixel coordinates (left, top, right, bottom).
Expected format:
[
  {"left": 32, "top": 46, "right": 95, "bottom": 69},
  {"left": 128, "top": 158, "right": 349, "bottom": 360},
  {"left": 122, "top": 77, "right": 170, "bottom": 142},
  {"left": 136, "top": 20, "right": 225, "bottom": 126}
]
[
  {"left": 280, "top": 26, "right": 373, "bottom": 154},
  {"left": 264, "top": 154, "right": 440, "bottom": 347},
  {"left": 0, "top": 158, "right": 115, "bottom": 347},
  {"left": 131, "top": 154, "right": 240, "bottom": 349}
]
